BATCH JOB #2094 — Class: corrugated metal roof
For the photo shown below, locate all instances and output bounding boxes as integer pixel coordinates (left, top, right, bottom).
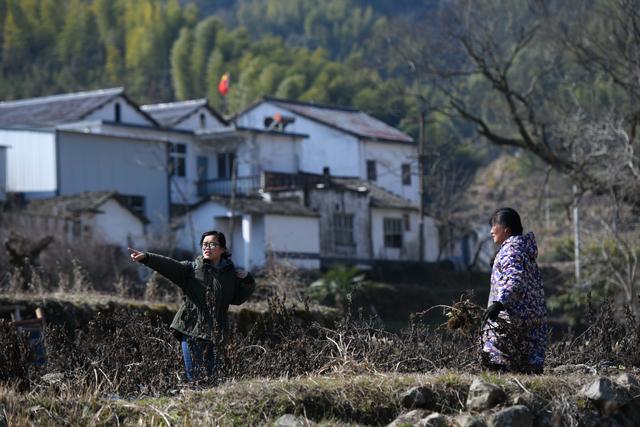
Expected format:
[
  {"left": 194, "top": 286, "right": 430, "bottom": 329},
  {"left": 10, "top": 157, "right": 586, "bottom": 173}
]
[
  {"left": 0, "top": 88, "right": 124, "bottom": 128},
  {"left": 23, "top": 191, "right": 149, "bottom": 223},
  {"left": 142, "top": 99, "right": 228, "bottom": 128},
  {"left": 208, "top": 195, "right": 319, "bottom": 217},
  {"left": 264, "top": 97, "right": 414, "bottom": 144}
]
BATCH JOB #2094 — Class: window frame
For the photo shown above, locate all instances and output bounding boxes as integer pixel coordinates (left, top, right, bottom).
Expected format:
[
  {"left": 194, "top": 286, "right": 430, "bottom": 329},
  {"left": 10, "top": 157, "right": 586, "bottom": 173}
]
[
  {"left": 169, "top": 142, "right": 187, "bottom": 177},
  {"left": 333, "top": 213, "right": 355, "bottom": 246},
  {"left": 383, "top": 217, "right": 403, "bottom": 248}
]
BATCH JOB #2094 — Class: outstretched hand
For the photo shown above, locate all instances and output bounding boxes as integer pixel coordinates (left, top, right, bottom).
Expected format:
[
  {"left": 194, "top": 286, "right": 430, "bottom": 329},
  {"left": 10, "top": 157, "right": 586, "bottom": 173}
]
[{"left": 128, "top": 247, "right": 147, "bottom": 263}]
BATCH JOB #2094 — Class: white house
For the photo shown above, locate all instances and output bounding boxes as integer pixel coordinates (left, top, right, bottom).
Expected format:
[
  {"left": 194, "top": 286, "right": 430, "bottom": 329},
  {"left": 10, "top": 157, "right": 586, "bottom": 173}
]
[
  {"left": 141, "top": 99, "right": 309, "bottom": 206},
  {"left": 0, "top": 88, "right": 171, "bottom": 230},
  {"left": 234, "top": 96, "right": 419, "bottom": 204},
  {"left": 5, "top": 191, "right": 148, "bottom": 248},
  {"left": 174, "top": 195, "right": 320, "bottom": 270}
]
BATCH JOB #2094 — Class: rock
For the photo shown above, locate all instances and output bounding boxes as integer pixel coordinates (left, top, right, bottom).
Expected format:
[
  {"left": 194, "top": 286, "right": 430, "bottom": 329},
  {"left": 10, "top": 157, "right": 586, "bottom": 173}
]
[
  {"left": 583, "top": 377, "right": 632, "bottom": 413},
  {"left": 419, "top": 412, "right": 447, "bottom": 427},
  {"left": 511, "top": 392, "right": 547, "bottom": 412},
  {"left": 274, "top": 414, "right": 314, "bottom": 427},
  {"left": 466, "top": 379, "right": 507, "bottom": 412},
  {"left": 489, "top": 405, "right": 533, "bottom": 427},
  {"left": 388, "top": 409, "right": 432, "bottom": 427},
  {"left": 401, "top": 386, "right": 437, "bottom": 410},
  {"left": 613, "top": 373, "right": 640, "bottom": 392},
  {"left": 454, "top": 414, "right": 486, "bottom": 427},
  {"left": 41, "top": 372, "right": 64, "bottom": 385}
]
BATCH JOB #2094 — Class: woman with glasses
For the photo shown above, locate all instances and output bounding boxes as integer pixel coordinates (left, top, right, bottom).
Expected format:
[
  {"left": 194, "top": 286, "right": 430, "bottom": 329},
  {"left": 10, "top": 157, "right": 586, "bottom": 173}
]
[{"left": 128, "top": 230, "right": 255, "bottom": 383}]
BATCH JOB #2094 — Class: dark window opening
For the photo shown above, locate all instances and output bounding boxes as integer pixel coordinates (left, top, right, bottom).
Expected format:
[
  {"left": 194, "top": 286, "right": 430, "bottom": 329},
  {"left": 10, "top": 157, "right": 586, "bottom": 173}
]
[
  {"left": 383, "top": 218, "right": 403, "bottom": 248},
  {"left": 217, "top": 152, "right": 235, "bottom": 179},
  {"left": 367, "top": 160, "right": 377, "bottom": 181},
  {"left": 333, "top": 213, "right": 355, "bottom": 246},
  {"left": 114, "top": 102, "right": 121, "bottom": 123},
  {"left": 199, "top": 113, "right": 206, "bottom": 128},
  {"left": 402, "top": 163, "right": 411, "bottom": 185}
]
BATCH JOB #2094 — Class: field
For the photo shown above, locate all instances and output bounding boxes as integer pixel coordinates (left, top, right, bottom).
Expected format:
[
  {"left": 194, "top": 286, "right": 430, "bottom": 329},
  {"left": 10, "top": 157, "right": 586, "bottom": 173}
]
[{"left": 2, "top": 286, "right": 640, "bottom": 426}]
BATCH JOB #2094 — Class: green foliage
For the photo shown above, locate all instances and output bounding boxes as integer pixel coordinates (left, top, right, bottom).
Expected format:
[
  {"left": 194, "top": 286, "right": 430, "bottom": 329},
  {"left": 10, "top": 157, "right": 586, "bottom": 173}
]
[{"left": 308, "top": 265, "right": 366, "bottom": 311}]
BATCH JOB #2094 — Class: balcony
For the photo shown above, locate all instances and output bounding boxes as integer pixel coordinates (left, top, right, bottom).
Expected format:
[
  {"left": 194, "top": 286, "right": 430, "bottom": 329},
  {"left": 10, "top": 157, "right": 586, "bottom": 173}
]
[
  {"left": 197, "top": 175, "right": 262, "bottom": 197},
  {"left": 196, "top": 171, "right": 328, "bottom": 197}
]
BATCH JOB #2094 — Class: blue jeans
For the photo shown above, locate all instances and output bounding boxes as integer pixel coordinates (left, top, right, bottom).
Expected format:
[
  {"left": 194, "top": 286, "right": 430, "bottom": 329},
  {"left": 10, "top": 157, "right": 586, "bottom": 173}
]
[{"left": 181, "top": 336, "right": 217, "bottom": 382}]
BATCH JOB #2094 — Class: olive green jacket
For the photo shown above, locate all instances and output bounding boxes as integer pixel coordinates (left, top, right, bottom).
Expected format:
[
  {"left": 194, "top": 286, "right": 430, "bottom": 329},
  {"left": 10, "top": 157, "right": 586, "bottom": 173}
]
[{"left": 142, "top": 252, "right": 255, "bottom": 342}]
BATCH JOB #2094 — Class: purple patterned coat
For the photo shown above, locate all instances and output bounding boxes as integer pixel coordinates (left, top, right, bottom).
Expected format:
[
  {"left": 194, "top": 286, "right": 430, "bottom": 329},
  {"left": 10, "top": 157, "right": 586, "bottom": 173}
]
[{"left": 482, "top": 232, "right": 547, "bottom": 369}]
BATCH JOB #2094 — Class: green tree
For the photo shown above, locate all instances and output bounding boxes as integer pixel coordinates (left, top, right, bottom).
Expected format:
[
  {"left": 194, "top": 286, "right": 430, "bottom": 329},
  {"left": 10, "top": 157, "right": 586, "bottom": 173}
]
[
  {"left": 191, "top": 16, "right": 223, "bottom": 97},
  {"left": 171, "top": 27, "right": 194, "bottom": 100}
]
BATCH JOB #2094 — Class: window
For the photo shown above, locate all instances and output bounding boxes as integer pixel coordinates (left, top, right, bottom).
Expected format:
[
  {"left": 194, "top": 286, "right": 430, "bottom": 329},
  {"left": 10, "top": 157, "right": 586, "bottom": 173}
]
[
  {"left": 333, "top": 213, "right": 355, "bottom": 246},
  {"left": 117, "top": 194, "right": 146, "bottom": 218},
  {"left": 197, "top": 156, "right": 209, "bottom": 196},
  {"left": 367, "top": 160, "right": 377, "bottom": 181},
  {"left": 169, "top": 143, "right": 187, "bottom": 177},
  {"left": 217, "top": 152, "right": 235, "bottom": 179},
  {"left": 199, "top": 113, "right": 206, "bottom": 128},
  {"left": 403, "top": 213, "right": 411, "bottom": 231},
  {"left": 114, "top": 102, "right": 121, "bottom": 123},
  {"left": 383, "top": 218, "right": 403, "bottom": 248},
  {"left": 402, "top": 163, "right": 411, "bottom": 185}
]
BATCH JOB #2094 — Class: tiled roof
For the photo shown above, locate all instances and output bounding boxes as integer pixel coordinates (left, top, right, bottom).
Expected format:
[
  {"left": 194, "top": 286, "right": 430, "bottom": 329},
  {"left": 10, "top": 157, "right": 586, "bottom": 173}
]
[
  {"left": 23, "top": 191, "right": 149, "bottom": 223},
  {"left": 262, "top": 96, "right": 414, "bottom": 144},
  {"left": 331, "top": 178, "right": 417, "bottom": 210},
  {"left": 141, "top": 99, "right": 227, "bottom": 128},
  {"left": 0, "top": 88, "right": 125, "bottom": 128},
  {"left": 208, "top": 195, "right": 319, "bottom": 217}
]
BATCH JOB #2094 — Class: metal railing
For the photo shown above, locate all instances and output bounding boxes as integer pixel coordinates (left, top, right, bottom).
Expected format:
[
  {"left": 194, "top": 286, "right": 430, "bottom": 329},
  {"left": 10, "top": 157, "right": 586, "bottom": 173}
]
[{"left": 196, "top": 175, "right": 262, "bottom": 196}]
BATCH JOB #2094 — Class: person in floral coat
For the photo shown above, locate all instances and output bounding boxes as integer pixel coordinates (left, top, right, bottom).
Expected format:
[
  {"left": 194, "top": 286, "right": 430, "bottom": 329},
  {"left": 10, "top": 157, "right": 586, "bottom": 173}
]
[{"left": 481, "top": 207, "right": 547, "bottom": 373}]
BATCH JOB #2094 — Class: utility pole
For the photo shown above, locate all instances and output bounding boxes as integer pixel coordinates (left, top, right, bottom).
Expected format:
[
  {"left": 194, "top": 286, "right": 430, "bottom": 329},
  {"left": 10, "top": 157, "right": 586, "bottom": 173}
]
[
  {"left": 418, "top": 109, "right": 426, "bottom": 263},
  {"left": 228, "top": 157, "right": 238, "bottom": 251},
  {"left": 571, "top": 143, "right": 581, "bottom": 286},
  {"left": 573, "top": 182, "right": 581, "bottom": 286}
]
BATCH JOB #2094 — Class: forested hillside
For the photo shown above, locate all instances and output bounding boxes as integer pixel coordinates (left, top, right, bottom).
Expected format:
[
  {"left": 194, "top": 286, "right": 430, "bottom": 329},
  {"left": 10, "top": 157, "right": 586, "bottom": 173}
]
[{"left": 0, "top": 0, "right": 444, "bottom": 131}]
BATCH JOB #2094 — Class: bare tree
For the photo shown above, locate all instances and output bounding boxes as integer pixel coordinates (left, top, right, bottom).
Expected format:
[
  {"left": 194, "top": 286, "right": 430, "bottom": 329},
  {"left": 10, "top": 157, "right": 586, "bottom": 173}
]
[{"left": 388, "top": 0, "right": 640, "bottom": 314}]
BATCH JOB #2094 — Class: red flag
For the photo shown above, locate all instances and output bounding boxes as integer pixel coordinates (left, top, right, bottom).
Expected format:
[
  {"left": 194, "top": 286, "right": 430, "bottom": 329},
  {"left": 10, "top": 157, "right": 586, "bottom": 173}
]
[{"left": 218, "top": 72, "right": 230, "bottom": 97}]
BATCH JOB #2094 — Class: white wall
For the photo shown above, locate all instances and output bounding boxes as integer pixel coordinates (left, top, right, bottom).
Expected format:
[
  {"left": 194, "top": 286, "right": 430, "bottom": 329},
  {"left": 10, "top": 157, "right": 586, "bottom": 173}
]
[
  {"left": 0, "top": 146, "right": 6, "bottom": 201},
  {"left": 264, "top": 214, "right": 320, "bottom": 268},
  {"left": 362, "top": 140, "right": 419, "bottom": 203},
  {"left": 236, "top": 103, "right": 360, "bottom": 176},
  {"left": 90, "top": 199, "right": 146, "bottom": 247},
  {"left": 371, "top": 208, "right": 420, "bottom": 261},
  {"left": 57, "top": 131, "right": 170, "bottom": 229},
  {"left": 84, "top": 97, "right": 155, "bottom": 126},
  {"left": 0, "top": 129, "right": 57, "bottom": 193},
  {"left": 255, "top": 133, "right": 300, "bottom": 174}
]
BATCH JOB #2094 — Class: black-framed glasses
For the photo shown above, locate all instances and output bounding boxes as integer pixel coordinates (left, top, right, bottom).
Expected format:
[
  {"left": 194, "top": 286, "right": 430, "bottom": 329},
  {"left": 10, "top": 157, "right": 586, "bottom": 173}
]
[{"left": 202, "top": 242, "right": 220, "bottom": 249}]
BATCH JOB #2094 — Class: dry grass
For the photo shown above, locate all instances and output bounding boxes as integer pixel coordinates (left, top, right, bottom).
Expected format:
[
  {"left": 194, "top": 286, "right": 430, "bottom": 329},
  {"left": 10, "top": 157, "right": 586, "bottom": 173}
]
[{"left": 0, "top": 371, "right": 606, "bottom": 426}]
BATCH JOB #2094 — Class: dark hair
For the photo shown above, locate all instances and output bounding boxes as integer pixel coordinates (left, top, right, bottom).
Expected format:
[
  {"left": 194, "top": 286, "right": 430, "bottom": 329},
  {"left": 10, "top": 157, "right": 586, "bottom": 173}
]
[
  {"left": 489, "top": 207, "right": 523, "bottom": 236},
  {"left": 200, "top": 230, "right": 231, "bottom": 259}
]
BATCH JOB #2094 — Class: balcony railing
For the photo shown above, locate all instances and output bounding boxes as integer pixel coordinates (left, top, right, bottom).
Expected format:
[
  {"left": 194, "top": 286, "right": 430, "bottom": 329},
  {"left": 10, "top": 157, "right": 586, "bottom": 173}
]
[
  {"left": 197, "top": 175, "right": 261, "bottom": 197},
  {"left": 196, "top": 171, "right": 328, "bottom": 197}
]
